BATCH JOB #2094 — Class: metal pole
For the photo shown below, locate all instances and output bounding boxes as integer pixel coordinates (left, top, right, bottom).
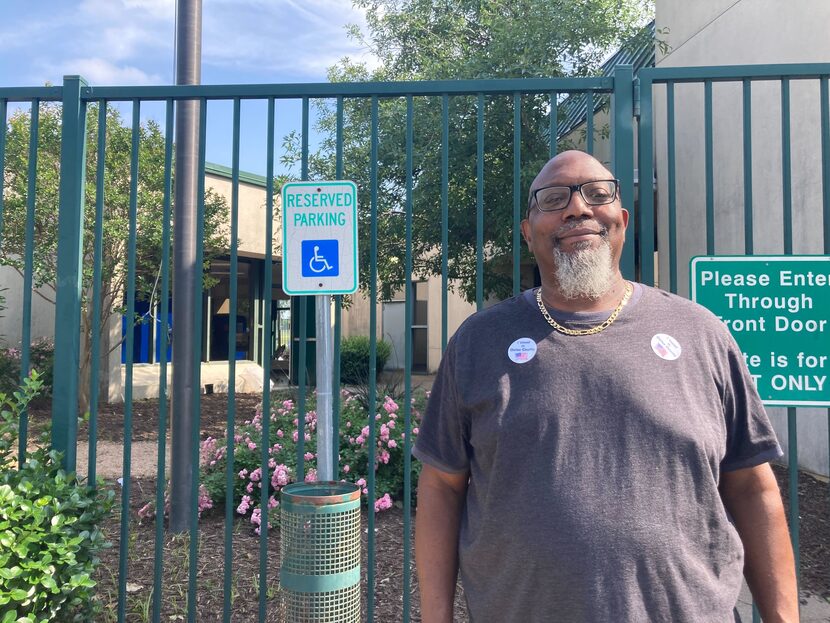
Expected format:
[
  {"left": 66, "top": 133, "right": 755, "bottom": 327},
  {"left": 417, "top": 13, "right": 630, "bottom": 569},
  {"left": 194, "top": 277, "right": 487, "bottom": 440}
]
[
  {"left": 170, "top": 0, "right": 202, "bottom": 532},
  {"left": 316, "top": 294, "right": 334, "bottom": 480}
]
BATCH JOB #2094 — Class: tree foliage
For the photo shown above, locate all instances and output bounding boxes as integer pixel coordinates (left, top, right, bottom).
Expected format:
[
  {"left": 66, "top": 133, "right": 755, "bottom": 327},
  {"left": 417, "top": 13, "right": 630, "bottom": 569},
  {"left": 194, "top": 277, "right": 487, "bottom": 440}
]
[
  {"left": 283, "top": 0, "right": 652, "bottom": 302},
  {"left": 1, "top": 103, "right": 228, "bottom": 408}
]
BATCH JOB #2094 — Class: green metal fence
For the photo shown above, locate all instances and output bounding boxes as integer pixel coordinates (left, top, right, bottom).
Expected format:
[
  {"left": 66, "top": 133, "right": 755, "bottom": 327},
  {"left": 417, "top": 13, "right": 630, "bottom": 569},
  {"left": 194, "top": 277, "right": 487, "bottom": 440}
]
[
  {"left": 637, "top": 63, "right": 830, "bottom": 622},
  {"left": 0, "top": 63, "right": 827, "bottom": 621}
]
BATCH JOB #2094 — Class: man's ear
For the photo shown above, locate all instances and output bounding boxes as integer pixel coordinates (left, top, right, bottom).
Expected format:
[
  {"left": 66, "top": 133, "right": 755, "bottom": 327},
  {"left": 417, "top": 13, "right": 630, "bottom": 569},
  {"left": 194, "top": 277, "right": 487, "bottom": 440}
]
[
  {"left": 520, "top": 218, "right": 533, "bottom": 254},
  {"left": 621, "top": 208, "right": 629, "bottom": 230}
]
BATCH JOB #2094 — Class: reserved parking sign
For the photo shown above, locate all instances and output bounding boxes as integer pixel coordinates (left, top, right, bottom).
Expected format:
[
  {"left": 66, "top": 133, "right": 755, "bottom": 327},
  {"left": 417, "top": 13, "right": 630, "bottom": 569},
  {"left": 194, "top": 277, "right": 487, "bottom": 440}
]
[{"left": 282, "top": 181, "right": 358, "bottom": 295}]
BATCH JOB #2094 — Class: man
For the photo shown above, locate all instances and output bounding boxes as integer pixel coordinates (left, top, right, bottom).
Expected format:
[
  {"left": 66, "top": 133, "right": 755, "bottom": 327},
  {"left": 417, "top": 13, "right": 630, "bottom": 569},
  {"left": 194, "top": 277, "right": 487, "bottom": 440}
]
[{"left": 413, "top": 150, "right": 798, "bottom": 622}]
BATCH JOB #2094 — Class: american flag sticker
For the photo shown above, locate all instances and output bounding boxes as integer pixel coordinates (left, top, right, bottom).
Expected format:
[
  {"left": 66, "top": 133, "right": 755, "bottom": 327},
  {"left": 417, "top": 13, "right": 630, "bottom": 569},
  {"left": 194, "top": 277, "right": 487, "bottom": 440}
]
[
  {"left": 508, "top": 338, "right": 538, "bottom": 364},
  {"left": 651, "top": 333, "right": 682, "bottom": 361}
]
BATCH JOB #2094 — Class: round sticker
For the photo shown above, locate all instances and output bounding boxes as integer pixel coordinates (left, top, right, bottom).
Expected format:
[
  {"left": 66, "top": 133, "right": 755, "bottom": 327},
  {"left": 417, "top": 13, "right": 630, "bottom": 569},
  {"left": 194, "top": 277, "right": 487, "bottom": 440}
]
[
  {"left": 651, "top": 333, "right": 682, "bottom": 361},
  {"left": 508, "top": 338, "right": 537, "bottom": 364}
]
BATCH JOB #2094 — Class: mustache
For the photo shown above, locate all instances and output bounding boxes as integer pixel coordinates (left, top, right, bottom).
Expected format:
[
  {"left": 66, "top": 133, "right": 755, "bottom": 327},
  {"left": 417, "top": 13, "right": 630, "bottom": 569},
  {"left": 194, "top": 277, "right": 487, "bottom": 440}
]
[{"left": 553, "top": 219, "right": 609, "bottom": 239}]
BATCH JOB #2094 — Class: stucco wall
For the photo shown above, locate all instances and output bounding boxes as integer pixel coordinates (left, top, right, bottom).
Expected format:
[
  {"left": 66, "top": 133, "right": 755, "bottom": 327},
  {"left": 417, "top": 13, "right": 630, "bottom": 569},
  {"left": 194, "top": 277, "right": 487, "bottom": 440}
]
[{"left": 654, "top": 0, "right": 830, "bottom": 476}]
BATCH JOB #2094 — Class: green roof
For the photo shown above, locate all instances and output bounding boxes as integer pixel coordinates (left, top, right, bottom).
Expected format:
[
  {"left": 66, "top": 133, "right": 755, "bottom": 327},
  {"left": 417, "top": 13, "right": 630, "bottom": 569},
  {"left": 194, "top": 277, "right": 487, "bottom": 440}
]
[
  {"left": 204, "top": 162, "right": 269, "bottom": 188},
  {"left": 557, "top": 21, "right": 655, "bottom": 139}
]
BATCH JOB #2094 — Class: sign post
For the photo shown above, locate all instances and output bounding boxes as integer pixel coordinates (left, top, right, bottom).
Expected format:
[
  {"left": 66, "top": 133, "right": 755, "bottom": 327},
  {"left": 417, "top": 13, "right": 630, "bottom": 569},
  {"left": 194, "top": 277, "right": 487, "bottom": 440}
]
[
  {"left": 691, "top": 256, "right": 830, "bottom": 407},
  {"left": 282, "top": 181, "right": 358, "bottom": 480}
]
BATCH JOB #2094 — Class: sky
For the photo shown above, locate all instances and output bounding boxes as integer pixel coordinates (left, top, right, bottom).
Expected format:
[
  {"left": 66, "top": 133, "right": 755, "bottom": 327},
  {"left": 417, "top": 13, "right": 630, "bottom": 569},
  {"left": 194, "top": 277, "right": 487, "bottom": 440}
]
[{"left": 0, "top": 0, "right": 376, "bottom": 175}]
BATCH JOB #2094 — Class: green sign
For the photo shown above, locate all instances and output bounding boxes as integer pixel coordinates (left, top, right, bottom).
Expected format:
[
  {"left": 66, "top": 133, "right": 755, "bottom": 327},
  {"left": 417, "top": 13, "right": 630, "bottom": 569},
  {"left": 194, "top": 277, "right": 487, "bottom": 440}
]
[{"left": 690, "top": 256, "right": 830, "bottom": 407}]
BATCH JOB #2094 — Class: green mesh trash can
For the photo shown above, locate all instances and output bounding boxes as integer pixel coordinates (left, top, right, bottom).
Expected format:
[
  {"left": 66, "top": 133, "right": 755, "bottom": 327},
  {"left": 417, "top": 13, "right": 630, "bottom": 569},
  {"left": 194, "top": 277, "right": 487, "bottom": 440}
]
[{"left": 280, "top": 481, "right": 362, "bottom": 622}]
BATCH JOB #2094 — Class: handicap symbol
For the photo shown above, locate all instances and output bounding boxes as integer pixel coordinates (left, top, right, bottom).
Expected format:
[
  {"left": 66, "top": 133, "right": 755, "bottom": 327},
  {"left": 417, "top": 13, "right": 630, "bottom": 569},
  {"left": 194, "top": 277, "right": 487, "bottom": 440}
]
[
  {"left": 301, "top": 240, "right": 339, "bottom": 277},
  {"left": 308, "top": 245, "right": 333, "bottom": 273}
]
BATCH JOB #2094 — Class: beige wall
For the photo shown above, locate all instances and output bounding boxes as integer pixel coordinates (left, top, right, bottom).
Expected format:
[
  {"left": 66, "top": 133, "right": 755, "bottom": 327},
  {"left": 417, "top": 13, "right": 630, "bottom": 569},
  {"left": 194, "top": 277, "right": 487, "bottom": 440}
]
[
  {"left": 654, "top": 0, "right": 830, "bottom": 476},
  {"left": 0, "top": 266, "right": 55, "bottom": 346},
  {"left": 205, "top": 173, "right": 281, "bottom": 259}
]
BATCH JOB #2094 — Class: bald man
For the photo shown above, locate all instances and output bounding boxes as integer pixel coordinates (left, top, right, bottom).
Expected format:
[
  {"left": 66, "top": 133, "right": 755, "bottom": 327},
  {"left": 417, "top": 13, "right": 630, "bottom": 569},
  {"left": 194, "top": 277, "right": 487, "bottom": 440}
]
[{"left": 414, "top": 151, "right": 797, "bottom": 623}]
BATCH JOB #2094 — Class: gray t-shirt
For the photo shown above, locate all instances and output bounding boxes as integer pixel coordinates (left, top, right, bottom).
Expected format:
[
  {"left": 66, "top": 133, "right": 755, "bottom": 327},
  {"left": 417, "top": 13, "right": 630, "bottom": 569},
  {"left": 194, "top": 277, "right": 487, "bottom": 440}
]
[{"left": 413, "top": 283, "right": 782, "bottom": 623}]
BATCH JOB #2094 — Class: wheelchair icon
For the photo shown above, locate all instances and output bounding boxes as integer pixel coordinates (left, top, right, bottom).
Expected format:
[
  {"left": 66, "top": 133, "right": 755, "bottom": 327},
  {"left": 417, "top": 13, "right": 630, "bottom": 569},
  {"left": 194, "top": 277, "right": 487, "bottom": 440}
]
[
  {"left": 308, "top": 245, "right": 333, "bottom": 273},
  {"left": 301, "top": 239, "right": 339, "bottom": 277}
]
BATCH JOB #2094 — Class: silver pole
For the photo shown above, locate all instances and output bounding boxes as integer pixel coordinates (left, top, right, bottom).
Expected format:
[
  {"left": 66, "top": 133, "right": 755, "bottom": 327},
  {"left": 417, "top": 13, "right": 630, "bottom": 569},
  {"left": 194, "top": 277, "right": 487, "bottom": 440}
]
[
  {"left": 315, "top": 294, "right": 334, "bottom": 480},
  {"left": 170, "top": 0, "right": 202, "bottom": 532}
]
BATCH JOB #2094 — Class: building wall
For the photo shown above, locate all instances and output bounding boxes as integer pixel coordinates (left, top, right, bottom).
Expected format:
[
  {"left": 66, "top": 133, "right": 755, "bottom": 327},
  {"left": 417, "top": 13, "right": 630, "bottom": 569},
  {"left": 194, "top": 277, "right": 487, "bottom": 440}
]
[{"left": 654, "top": 0, "right": 830, "bottom": 475}]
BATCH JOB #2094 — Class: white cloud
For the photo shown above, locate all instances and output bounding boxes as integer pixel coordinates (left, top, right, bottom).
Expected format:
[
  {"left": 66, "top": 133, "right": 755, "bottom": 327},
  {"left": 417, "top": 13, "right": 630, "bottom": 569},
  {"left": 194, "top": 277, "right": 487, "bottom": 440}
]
[{"left": 49, "top": 58, "right": 163, "bottom": 85}]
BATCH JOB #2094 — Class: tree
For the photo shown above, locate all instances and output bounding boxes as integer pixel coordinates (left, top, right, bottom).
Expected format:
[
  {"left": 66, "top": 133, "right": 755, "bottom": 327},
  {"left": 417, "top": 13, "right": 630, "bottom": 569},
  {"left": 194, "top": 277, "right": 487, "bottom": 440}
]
[
  {"left": 1, "top": 102, "right": 228, "bottom": 411},
  {"left": 284, "top": 0, "right": 653, "bottom": 302}
]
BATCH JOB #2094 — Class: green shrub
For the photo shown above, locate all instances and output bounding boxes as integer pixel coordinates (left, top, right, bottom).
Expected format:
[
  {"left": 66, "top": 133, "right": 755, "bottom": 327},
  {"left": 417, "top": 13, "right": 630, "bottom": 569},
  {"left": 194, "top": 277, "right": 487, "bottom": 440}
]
[
  {"left": 0, "top": 372, "right": 114, "bottom": 622},
  {"left": 340, "top": 336, "right": 392, "bottom": 384},
  {"left": 0, "top": 339, "right": 55, "bottom": 398}
]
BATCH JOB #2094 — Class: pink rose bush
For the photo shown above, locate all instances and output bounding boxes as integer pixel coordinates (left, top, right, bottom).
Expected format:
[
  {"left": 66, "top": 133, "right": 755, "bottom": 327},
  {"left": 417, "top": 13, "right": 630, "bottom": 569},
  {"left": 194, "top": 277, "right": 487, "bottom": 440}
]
[{"left": 140, "top": 388, "right": 426, "bottom": 532}]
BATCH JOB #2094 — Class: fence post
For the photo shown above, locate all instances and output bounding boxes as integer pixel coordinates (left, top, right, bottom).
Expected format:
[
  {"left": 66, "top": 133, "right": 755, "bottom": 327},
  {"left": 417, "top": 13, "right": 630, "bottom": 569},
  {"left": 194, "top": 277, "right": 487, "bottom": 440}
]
[
  {"left": 51, "top": 75, "right": 88, "bottom": 473},
  {"left": 613, "top": 65, "right": 635, "bottom": 280}
]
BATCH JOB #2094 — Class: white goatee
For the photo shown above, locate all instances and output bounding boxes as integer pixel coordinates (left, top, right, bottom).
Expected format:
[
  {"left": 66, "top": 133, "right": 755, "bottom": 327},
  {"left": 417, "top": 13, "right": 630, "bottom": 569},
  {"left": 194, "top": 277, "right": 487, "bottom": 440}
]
[{"left": 551, "top": 237, "right": 615, "bottom": 300}]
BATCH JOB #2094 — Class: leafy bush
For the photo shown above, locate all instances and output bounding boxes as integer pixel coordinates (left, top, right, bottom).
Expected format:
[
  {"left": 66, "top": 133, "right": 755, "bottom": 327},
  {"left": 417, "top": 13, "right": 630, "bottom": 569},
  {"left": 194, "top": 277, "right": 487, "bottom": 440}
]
[
  {"left": 143, "top": 388, "right": 425, "bottom": 533},
  {"left": 0, "top": 372, "right": 114, "bottom": 622},
  {"left": 340, "top": 336, "right": 392, "bottom": 384},
  {"left": 0, "top": 339, "right": 55, "bottom": 398}
]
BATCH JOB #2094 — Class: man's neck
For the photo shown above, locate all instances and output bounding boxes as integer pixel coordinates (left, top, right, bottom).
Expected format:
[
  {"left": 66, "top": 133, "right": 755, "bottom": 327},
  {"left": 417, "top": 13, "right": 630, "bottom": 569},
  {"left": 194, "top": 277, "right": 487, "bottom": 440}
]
[{"left": 539, "top": 274, "right": 629, "bottom": 313}]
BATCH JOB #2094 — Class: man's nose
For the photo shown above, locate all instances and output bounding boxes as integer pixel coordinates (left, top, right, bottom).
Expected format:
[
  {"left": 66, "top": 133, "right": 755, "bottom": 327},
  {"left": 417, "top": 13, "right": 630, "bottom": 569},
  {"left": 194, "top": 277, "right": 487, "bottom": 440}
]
[{"left": 561, "top": 189, "right": 594, "bottom": 220}]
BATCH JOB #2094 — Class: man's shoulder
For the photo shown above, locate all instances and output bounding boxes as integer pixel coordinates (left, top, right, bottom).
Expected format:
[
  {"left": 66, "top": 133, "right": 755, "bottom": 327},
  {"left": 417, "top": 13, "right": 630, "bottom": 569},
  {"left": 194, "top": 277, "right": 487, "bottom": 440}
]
[
  {"left": 637, "top": 283, "right": 730, "bottom": 333},
  {"left": 449, "top": 292, "right": 534, "bottom": 348}
]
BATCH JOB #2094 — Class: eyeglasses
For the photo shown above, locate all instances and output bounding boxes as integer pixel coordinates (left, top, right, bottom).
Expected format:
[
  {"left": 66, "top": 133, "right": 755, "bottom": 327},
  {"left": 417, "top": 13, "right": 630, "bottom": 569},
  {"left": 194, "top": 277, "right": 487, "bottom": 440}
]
[{"left": 532, "top": 179, "right": 619, "bottom": 212}]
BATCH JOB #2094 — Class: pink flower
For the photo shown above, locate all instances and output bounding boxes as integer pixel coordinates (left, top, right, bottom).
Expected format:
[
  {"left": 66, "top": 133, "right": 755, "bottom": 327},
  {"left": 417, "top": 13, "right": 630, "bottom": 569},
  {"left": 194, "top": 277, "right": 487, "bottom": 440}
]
[
  {"left": 304, "top": 452, "right": 315, "bottom": 461},
  {"left": 268, "top": 496, "right": 279, "bottom": 510},
  {"left": 355, "top": 435, "right": 365, "bottom": 445},
  {"left": 247, "top": 441, "right": 257, "bottom": 451},
  {"left": 249, "top": 468, "right": 262, "bottom": 482},
  {"left": 387, "top": 420, "right": 396, "bottom": 429},
  {"left": 138, "top": 502, "right": 155, "bottom": 520},
  {"left": 346, "top": 421, "right": 351, "bottom": 428},
  {"left": 412, "top": 427, "right": 419, "bottom": 435},
  {"left": 361, "top": 426, "right": 370, "bottom": 438},
  {"left": 374, "top": 493, "right": 393, "bottom": 513},
  {"left": 292, "top": 430, "right": 299, "bottom": 442},
  {"left": 387, "top": 439, "right": 397, "bottom": 449},
  {"left": 343, "top": 465, "right": 350, "bottom": 473},
  {"left": 246, "top": 482, "right": 254, "bottom": 493},
  {"left": 356, "top": 478, "right": 366, "bottom": 487},
  {"left": 379, "top": 450, "right": 390, "bottom": 464},
  {"left": 236, "top": 495, "right": 252, "bottom": 515},
  {"left": 383, "top": 398, "right": 399, "bottom": 413},
  {"left": 272, "top": 465, "right": 290, "bottom": 488},
  {"left": 305, "top": 468, "right": 318, "bottom": 482},
  {"left": 277, "top": 429, "right": 284, "bottom": 438},
  {"left": 283, "top": 400, "right": 294, "bottom": 410}
]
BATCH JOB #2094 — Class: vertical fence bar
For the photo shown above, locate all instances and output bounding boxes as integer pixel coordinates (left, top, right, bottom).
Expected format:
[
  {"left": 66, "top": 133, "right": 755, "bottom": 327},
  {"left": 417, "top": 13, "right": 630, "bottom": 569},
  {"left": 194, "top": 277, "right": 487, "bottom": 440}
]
[
  {"left": 549, "top": 91, "right": 558, "bottom": 158},
  {"left": 476, "top": 93, "right": 484, "bottom": 310},
  {"left": 332, "top": 95, "right": 344, "bottom": 471},
  {"left": 787, "top": 408, "right": 801, "bottom": 583},
  {"left": 296, "top": 97, "right": 310, "bottom": 480},
  {"left": 52, "top": 74, "right": 89, "bottom": 471},
  {"left": 0, "top": 98, "right": 6, "bottom": 241},
  {"left": 223, "top": 97, "right": 241, "bottom": 623},
  {"left": 613, "top": 66, "right": 635, "bottom": 280},
  {"left": 403, "top": 95, "right": 414, "bottom": 623},
  {"left": 258, "top": 96, "right": 276, "bottom": 623},
  {"left": 441, "top": 94, "right": 449, "bottom": 353},
  {"left": 704, "top": 80, "right": 714, "bottom": 254},
  {"left": 667, "top": 81, "right": 678, "bottom": 293},
  {"left": 18, "top": 98, "right": 39, "bottom": 463},
  {"left": 512, "top": 92, "right": 521, "bottom": 296},
  {"left": 636, "top": 73, "right": 655, "bottom": 288},
  {"left": 781, "top": 79, "right": 793, "bottom": 254},
  {"left": 117, "top": 99, "right": 142, "bottom": 623},
  {"left": 152, "top": 97, "right": 175, "bottom": 623},
  {"left": 366, "top": 95, "right": 379, "bottom": 623},
  {"left": 87, "top": 101, "right": 107, "bottom": 486},
  {"left": 586, "top": 90, "right": 594, "bottom": 155},
  {"left": 402, "top": 93, "right": 414, "bottom": 623},
  {"left": 187, "top": 97, "right": 208, "bottom": 623},
  {"left": 821, "top": 77, "right": 830, "bottom": 526},
  {"left": 742, "top": 80, "right": 754, "bottom": 254}
]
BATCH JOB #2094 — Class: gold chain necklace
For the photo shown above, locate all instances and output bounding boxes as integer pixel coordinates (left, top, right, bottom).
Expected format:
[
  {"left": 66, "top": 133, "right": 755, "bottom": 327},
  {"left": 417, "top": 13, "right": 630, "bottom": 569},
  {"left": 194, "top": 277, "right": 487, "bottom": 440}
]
[{"left": 536, "top": 282, "right": 633, "bottom": 336}]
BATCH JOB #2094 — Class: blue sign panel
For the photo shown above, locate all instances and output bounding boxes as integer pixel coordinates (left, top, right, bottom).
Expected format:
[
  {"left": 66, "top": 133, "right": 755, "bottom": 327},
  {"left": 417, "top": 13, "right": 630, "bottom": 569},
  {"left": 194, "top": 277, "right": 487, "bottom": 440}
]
[{"left": 301, "top": 239, "right": 339, "bottom": 277}]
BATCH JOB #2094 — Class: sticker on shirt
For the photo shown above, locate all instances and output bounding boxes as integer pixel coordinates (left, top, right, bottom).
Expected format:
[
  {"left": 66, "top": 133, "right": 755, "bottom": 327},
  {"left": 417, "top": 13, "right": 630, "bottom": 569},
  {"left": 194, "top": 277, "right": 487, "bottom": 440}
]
[
  {"left": 508, "top": 338, "right": 537, "bottom": 364},
  {"left": 651, "top": 333, "right": 681, "bottom": 361}
]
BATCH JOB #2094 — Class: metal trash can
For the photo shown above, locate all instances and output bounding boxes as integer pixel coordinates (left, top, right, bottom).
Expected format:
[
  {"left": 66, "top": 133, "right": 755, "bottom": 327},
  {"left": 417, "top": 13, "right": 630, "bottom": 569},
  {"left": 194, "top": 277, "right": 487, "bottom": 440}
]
[{"left": 280, "top": 481, "right": 362, "bottom": 622}]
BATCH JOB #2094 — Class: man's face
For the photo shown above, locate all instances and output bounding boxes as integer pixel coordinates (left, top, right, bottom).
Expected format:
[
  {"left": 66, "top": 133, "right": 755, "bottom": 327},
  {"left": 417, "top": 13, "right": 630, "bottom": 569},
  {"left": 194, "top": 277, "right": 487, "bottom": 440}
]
[{"left": 520, "top": 151, "right": 629, "bottom": 292}]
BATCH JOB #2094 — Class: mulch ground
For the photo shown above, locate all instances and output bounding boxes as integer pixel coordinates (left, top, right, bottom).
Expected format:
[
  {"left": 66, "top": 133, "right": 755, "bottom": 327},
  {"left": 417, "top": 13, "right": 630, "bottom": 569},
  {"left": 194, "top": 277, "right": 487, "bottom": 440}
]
[{"left": 26, "top": 394, "right": 830, "bottom": 620}]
